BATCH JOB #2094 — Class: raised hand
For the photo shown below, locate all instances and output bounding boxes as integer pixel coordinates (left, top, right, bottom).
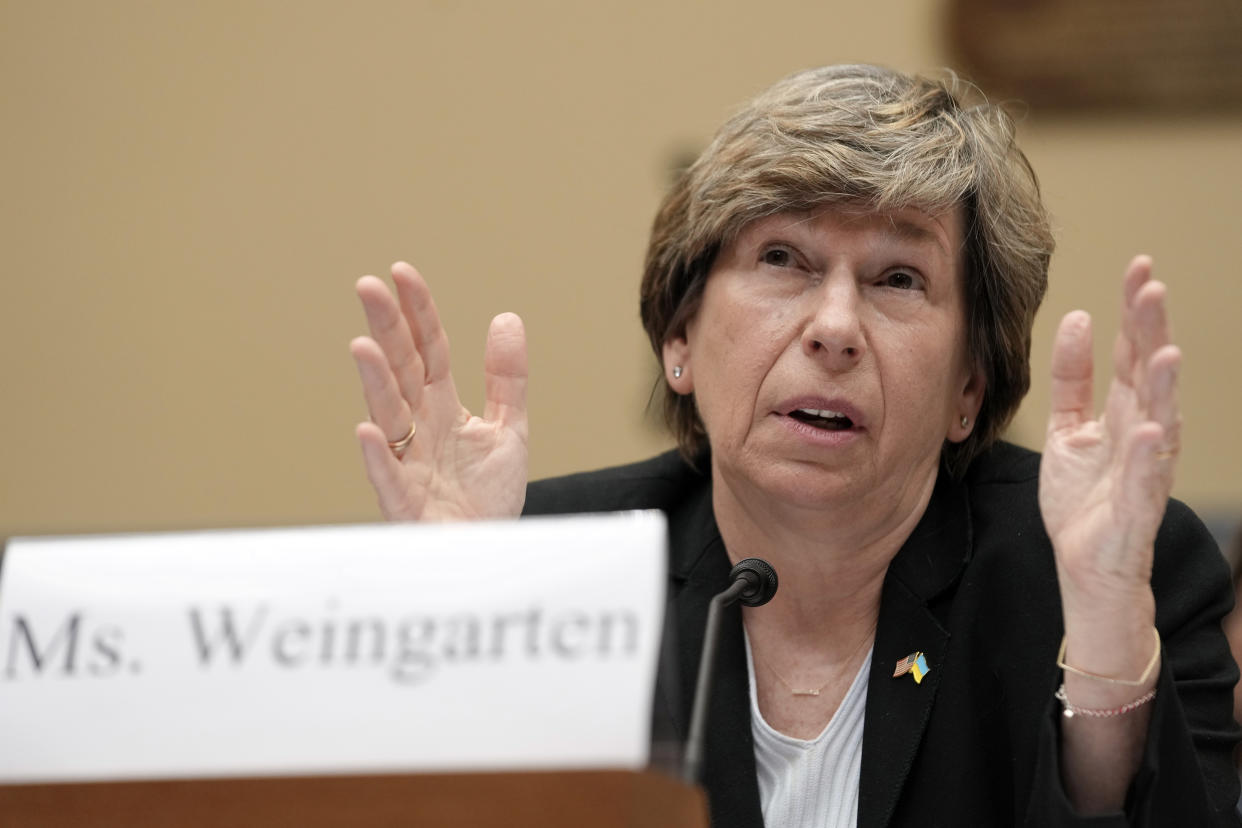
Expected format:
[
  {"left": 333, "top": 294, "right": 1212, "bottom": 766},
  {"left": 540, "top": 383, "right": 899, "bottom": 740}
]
[
  {"left": 1040, "top": 255, "right": 1180, "bottom": 612},
  {"left": 1038, "top": 255, "right": 1180, "bottom": 811},
  {"left": 350, "top": 262, "right": 529, "bottom": 521}
]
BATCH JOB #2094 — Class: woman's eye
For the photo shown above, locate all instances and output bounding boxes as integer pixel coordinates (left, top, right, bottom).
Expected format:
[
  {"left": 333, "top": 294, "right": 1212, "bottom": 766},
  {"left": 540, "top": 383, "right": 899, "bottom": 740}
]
[
  {"left": 760, "top": 247, "right": 793, "bottom": 268},
  {"left": 883, "top": 271, "right": 919, "bottom": 290}
]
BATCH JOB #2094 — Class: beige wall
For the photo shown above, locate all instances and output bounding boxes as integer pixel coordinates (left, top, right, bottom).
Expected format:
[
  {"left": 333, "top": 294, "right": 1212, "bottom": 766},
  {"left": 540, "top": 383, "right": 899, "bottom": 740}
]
[{"left": 2, "top": 1, "right": 1239, "bottom": 538}]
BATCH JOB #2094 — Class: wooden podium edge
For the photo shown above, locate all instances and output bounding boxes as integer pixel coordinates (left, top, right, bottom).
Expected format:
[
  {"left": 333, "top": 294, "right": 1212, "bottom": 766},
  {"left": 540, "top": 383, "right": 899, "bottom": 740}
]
[{"left": 0, "top": 768, "right": 709, "bottom": 827}]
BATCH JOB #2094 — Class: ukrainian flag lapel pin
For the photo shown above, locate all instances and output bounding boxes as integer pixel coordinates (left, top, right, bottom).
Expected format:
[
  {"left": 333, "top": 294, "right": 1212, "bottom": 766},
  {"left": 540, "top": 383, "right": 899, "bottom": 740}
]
[{"left": 893, "top": 651, "right": 931, "bottom": 684}]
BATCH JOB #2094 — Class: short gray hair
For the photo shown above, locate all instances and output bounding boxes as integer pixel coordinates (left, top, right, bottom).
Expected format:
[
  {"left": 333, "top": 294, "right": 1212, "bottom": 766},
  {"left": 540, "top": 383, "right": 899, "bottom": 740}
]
[{"left": 639, "top": 64, "right": 1053, "bottom": 476}]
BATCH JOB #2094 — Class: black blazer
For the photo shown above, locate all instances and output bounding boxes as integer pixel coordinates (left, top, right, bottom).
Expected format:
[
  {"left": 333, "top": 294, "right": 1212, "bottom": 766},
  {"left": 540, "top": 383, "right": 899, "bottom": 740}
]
[{"left": 525, "top": 442, "right": 1241, "bottom": 828}]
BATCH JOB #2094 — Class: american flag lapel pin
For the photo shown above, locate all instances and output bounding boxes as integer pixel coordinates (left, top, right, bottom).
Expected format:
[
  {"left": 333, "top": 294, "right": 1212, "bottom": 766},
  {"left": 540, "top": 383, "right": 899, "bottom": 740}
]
[{"left": 893, "top": 651, "right": 930, "bottom": 684}]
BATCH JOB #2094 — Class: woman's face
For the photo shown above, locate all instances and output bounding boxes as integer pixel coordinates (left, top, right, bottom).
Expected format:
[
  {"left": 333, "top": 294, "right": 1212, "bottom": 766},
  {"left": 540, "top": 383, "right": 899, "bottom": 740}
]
[{"left": 664, "top": 206, "right": 983, "bottom": 515}]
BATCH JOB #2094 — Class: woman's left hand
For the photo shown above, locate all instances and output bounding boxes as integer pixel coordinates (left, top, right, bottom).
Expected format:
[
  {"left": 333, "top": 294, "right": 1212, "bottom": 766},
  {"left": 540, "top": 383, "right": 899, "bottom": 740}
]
[
  {"left": 1039, "top": 254, "right": 1181, "bottom": 623},
  {"left": 1038, "top": 255, "right": 1180, "bottom": 811}
]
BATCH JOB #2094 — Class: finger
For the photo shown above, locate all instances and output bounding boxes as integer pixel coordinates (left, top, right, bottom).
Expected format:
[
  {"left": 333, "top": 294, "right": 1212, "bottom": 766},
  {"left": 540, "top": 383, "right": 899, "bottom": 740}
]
[
  {"left": 356, "top": 274, "right": 428, "bottom": 406},
  {"left": 350, "top": 336, "right": 415, "bottom": 442},
  {"left": 1132, "top": 280, "right": 1172, "bottom": 384},
  {"left": 1121, "top": 255, "right": 1152, "bottom": 317},
  {"left": 1145, "top": 344, "right": 1182, "bottom": 451},
  {"left": 356, "top": 422, "right": 418, "bottom": 520},
  {"left": 1122, "top": 280, "right": 1171, "bottom": 416},
  {"left": 1113, "top": 256, "right": 1152, "bottom": 382},
  {"left": 1111, "top": 330, "right": 1137, "bottom": 392},
  {"left": 482, "top": 313, "right": 529, "bottom": 438},
  {"left": 391, "top": 262, "right": 455, "bottom": 387},
  {"left": 1048, "top": 310, "right": 1094, "bottom": 433},
  {"left": 1119, "top": 419, "right": 1173, "bottom": 529}
]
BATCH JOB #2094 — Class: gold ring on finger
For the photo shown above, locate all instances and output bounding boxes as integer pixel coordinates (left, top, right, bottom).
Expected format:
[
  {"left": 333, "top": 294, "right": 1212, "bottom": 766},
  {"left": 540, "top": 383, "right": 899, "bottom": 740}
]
[
  {"left": 1154, "top": 448, "right": 1175, "bottom": 460},
  {"left": 387, "top": 421, "right": 417, "bottom": 457}
]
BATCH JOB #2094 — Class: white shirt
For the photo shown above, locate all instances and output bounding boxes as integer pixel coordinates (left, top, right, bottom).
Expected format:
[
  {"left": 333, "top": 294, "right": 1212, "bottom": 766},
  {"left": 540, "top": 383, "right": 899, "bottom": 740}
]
[{"left": 745, "top": 636, "right": 872, "bottom": 828}]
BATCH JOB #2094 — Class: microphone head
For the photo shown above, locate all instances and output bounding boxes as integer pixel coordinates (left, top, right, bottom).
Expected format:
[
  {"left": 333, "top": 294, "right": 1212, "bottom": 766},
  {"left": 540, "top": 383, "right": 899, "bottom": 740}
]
[{"left": 729, "top": 558, "right": 778, "bottom": 607}]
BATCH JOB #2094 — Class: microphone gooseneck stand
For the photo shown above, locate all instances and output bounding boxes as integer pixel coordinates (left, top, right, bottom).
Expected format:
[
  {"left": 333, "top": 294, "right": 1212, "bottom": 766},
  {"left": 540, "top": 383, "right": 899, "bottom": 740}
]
[{"left": 681, "top": 557, "right": 778, "bottom": 786}]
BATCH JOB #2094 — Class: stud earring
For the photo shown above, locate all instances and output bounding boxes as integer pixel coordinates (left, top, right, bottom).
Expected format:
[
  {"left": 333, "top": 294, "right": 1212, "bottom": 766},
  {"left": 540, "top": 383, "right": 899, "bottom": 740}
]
[
  {"left": 673, "top": 366, "right": 683, "bottom": 379},
  {"left": 960, "top": 415, "right": 969, "bottom": 428}
]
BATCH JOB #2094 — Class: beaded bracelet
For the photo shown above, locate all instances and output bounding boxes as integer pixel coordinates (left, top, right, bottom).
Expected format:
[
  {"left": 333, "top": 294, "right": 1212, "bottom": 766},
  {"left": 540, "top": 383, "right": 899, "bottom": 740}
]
[{"left": 1054, "top": 684, "right": 1157, "bottom": 719}]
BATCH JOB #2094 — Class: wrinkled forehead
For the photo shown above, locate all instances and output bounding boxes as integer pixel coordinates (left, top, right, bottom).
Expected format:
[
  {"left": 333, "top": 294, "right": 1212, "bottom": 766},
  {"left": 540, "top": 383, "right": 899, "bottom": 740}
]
[{"left": 727, "top": 203, "right": 966, "bottom": 262}]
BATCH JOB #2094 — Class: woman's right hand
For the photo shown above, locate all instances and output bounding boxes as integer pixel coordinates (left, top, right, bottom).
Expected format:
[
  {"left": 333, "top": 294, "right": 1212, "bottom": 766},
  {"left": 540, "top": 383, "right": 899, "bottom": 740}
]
[{"left": 350, "top": 262, "right": 529, "bottom": 521}]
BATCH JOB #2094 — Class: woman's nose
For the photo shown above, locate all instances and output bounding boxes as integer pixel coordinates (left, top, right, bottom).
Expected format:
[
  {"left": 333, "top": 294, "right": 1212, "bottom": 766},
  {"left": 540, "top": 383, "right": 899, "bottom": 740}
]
[{"left": 801, "top": 278, "right": 864, "bottom": 367}]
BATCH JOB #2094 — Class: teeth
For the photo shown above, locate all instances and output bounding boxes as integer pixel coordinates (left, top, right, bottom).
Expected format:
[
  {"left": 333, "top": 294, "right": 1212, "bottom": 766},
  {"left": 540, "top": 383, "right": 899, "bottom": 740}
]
[{"left": 797, "top": 408, "right": 845, "bottom": 419}]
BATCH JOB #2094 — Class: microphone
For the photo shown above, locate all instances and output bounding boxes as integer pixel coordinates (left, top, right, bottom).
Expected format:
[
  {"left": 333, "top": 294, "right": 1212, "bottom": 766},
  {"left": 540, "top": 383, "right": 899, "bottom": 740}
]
[
  {"left": 728, "top": 558, "right": 779, "bottom": 608},
  {"left": 681, "top": 558, "right": 778, "bottom": 785}
]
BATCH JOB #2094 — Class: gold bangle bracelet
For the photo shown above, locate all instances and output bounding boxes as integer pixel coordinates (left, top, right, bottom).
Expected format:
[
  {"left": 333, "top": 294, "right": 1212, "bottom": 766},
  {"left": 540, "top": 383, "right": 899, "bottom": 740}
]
[{"left": 1056, "top": 627, "right": 1161, "bottom": 687}]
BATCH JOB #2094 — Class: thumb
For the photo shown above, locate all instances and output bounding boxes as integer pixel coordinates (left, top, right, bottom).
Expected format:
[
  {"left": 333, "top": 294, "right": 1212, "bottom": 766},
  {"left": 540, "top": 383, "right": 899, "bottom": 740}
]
[{"left": 1048, "top": 310, "right": 1094, "bottom": 434}]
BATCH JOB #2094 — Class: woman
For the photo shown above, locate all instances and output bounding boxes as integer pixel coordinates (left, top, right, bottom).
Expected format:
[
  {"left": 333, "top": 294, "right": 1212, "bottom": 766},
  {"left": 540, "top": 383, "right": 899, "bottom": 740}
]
[{"left": 350, "top": 66, "right": 1239, "bottom": 826}]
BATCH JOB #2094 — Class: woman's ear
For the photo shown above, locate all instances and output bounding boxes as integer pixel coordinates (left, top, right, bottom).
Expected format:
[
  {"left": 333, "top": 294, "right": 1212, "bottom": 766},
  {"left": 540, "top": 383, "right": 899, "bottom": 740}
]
[
  {"left": 948, "top": 367, "right": 986, "bottom": 443},
  {"left": 662, "top": 336, "right": 693, "bottom": 394}
]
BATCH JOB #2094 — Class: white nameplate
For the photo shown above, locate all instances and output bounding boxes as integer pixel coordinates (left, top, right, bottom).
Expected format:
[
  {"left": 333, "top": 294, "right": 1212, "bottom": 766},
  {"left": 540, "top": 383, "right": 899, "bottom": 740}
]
[{"left": 0, "top": 511, "right": 667, "bottom": 783}]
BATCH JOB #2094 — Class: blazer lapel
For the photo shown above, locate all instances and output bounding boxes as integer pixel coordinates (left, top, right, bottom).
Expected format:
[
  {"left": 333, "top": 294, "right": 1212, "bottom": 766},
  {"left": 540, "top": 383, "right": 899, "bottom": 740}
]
[
  {"left": 857, "top": 469, "right": 973, "bottom": 828},
  {"left": 657, "top": 460, "right": 972, "bottom": 828},
  {"left": 663, "top": 481, "right": 766, "bottom": 828}
]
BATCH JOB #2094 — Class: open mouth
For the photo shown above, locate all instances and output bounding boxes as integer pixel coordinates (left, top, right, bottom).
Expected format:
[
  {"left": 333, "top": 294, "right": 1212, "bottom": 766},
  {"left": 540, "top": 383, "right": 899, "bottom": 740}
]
[{"left": 788, "top": 408, "right": 854, "bottom": 431}]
